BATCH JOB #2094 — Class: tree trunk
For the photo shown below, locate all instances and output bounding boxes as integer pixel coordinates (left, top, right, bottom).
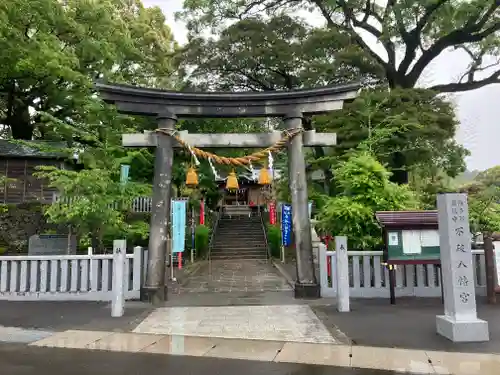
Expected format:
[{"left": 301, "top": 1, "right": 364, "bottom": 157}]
[
  {"left": 90, "top": 235, "right": 100, "bottom": 254},
  {"left": 8, "top": 104, "right": 34, "bottom": 140},
  {"left": 483, "top": 233, "right": 496, "bottom": 304},
  {"left": 389, "top": 151, "right": 409, "bottom": 184},
  {"left": 90, "top": 228, "right": 105, "bottom": 254}
]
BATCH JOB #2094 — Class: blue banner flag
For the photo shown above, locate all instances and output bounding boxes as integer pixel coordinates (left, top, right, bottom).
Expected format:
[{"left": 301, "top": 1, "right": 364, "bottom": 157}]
[
  {"left": 281, "top": 204, "right": 292, "bottom": 246},
  {"left": 120, "top": 164, "right": 130, "bottom": 185},
  {"left": 171, "top": 200, "right": 187, "bottom": 253}
]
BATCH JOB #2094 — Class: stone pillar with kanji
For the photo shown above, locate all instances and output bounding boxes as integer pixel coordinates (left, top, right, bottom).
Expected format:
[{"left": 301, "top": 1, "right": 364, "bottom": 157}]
[{"left": 436, "top": 193, "right": 489, "bottom": 342}]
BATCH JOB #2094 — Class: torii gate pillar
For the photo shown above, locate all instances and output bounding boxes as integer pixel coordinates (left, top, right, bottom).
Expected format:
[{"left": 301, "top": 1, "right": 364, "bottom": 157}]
[
  {"left": 285, "top": 113, "right": 318, "bottom": 297},
  {"left": 143, "top": 113, "right": 177, "bottom": 304}
]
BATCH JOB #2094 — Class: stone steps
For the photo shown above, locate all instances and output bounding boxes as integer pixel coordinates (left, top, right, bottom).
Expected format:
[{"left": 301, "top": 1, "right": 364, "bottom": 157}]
[{"left": 210, "top": 212, "right": 268, "bottom": 261}]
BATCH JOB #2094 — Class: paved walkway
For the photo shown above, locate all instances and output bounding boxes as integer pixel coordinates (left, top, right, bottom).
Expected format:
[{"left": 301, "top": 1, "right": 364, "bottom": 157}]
[
  {"left": 177, "top": 260, "right": 291, "bottom": 294},
  {"left": 0, "top": 343, "right": 426, "bottom": 375},
  {"left": 133, "top": 304, "right": 341, "bottom": 343},
  {"left": 4, "top": 298, "right": 500, "bottom": 373},
  {"left": 312, "top": 298, "right": 500, "bottom": 354},
  {"left": 24, "top": 330, "right": 500, "bottom": 374}
]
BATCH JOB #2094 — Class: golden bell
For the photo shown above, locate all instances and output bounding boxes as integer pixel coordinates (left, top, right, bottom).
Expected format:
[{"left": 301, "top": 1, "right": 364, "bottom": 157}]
[
  {"left": 258, "top": 167, "right": 271, "bottom": 185},
  {"left": 185, "top": 167, "right": 199, "bottom": 187},
  {"left": 226, "top": 170, "right": 239, "bottom": 190}
]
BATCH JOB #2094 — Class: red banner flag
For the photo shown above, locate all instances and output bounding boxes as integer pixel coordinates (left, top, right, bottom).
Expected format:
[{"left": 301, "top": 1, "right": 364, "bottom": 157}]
[
  {"left": 269, "top": 201, "right": 276, "bottom": 225},
  {"left": 200, "top": 199, "right": 205, "bottom": 225}
]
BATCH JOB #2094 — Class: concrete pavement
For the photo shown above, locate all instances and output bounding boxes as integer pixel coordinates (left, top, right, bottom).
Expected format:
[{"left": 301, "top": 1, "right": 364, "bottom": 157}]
[
  {"left": 312, "top": 297, "right": 500, "bottom": 354},
  {"left": 3, "top": 297, "right": 500, "bottom": 374},
  {"left": 0, "top": 342, "right": 419, "bottom": 375},
  {"left": 24, "top": 330, "right": 500, "bottom": 374}
]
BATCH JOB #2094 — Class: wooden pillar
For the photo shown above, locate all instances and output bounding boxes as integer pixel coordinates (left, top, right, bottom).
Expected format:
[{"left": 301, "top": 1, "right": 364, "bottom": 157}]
[
  {"left": 141, "top": 112, "right": 177, "bottom": 305},
  {"left": 284, "top": 112, "right": 320, "bottom": 298}
]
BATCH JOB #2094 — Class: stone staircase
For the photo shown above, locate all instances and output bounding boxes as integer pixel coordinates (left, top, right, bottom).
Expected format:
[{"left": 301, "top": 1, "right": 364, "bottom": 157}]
[{"left": 210, "top": 206, "right": 269, "bottom": 261}]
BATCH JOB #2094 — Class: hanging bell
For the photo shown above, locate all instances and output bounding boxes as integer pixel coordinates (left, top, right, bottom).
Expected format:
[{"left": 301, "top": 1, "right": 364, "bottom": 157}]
[
  {"left": 258, "top": 167, "right": 271, "bottom": 185},
  {"left": 185, "top": 166, "right": 199, "bottom": 187},
  {"left": 226, "top": 170, "right": 239, "bottom": 190}
]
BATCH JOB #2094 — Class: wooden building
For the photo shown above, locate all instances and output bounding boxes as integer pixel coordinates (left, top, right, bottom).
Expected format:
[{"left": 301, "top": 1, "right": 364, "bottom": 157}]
[
  {"left": 216, "top": 169, "right": 273, "bottom": 207},
  {"left": 0, "top": 140, "right": 73, "bottom": 204}
]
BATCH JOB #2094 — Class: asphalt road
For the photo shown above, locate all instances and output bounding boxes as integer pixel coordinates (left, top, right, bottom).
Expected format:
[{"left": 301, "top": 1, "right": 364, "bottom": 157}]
[{"left": 0, "top": 343, "right": 422, "bottom": 375}]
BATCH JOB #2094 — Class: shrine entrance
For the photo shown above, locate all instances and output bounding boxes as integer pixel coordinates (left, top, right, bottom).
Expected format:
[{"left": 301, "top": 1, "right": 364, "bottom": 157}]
[{"left": 96, "top": 82, "right": 360, "bottom": 303}]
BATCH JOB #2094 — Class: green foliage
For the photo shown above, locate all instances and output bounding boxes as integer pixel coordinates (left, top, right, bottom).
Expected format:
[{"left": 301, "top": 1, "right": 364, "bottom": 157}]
[
  {"left": 179, "top": 0, "right": 500, "bottom": 93},
  {"left": 180, "top": 15, "right": 371, "bottom": 91},
  {"left": 460, "top": 166, "right": 500, "bottom": 235},
  {"left": 409, "top": 168, "right": 457, "bottom": 209},
  {"left": 195, "top": 224, "right": 210, "bottom": 258},
  {"left": 316, "top": 152, "right": 419, "bottom": 249},
  {"left": 313, "top": 88, "right": 468, "bottom": 186},
  {"left": 34, "top": 166, "right": 150, "bottom": 251},
  {"left": 0, "top": 0, "right": 177, "bottom": 140},
  {"left": 266, "top": 224, "right": 281, "bottom": 258}
]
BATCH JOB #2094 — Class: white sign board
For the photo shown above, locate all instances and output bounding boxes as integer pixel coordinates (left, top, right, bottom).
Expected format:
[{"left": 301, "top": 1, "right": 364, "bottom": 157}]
[
  {"left": 402, "top": 230, "right": 422, "bottom": 254},
  {"left": 388, "top": 232, "right": 399, "bottom": 246}
]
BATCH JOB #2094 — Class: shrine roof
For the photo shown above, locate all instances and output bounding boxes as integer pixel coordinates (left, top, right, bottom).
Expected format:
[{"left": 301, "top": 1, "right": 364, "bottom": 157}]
[
  {"left": 375, "top": 211, "right": 438, "bottom": 229},
  {"left": 0, "top": 140, "right": 68, "bottom": 159}
]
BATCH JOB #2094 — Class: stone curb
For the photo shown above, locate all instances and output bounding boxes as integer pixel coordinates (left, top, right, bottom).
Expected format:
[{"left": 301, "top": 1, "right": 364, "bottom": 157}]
[{"left": 272, "top": 259, "right": 295, "bottom": 289}]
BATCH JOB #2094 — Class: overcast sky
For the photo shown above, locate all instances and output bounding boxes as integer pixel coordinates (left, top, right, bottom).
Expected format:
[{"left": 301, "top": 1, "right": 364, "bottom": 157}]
[{"left": 143, "top": 0, "right": 500, "bottom": 172}]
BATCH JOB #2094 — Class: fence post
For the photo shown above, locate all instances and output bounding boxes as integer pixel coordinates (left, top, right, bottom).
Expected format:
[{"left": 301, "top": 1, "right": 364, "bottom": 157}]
[
  {"left": 319, "top": 243, "right": 328, "bottom": 296},
  {"left": 335, "top": 236, "right": 350, "bottom": 312},
  {"left": 111, "top": 239, "right": 126, "bottom": 317},
  {"left": 132, "top": 246, "right": 142, "bottom": 294}
]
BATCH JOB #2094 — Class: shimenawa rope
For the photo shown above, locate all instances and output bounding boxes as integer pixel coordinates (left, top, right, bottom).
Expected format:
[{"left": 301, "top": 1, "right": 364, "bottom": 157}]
[{"left": 155, "top": 128, "right": 303, "bottom": 167}]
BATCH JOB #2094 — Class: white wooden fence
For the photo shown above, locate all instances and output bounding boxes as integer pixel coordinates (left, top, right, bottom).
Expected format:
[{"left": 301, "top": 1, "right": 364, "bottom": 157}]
[
  {"left": 53, "top": 194, "right": 152, "bottom": 213},
  {"left": 319, "top": 249, "right": 487, "bottom": 298},
  {"left": 0, "top": 247, "right": 144, "bottom": 301}
]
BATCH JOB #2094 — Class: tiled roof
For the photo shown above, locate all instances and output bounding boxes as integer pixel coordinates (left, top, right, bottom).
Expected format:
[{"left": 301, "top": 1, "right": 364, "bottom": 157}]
[
  {"left": 375, "top": 210, "right": 438, "bottom": 227},
  {"left": 0, "top": 140, "right": 68, "bottom": 159}
]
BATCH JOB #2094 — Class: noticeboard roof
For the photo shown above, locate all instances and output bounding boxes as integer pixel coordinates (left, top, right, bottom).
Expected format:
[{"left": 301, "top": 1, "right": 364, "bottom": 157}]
[{"left": 375, "top": 210, "right": 438, "bottom": 229}]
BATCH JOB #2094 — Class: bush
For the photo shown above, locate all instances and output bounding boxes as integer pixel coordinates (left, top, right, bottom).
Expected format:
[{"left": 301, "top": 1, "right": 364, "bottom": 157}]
[
  {"left": 317, "top": 152, "right": 419, "bottom": 249},
  {"left": 267, "top": 224, "right": 281, "bottom": 258},
  {"left": 195, "top": 224, "right": 210, "bottom": 258}
]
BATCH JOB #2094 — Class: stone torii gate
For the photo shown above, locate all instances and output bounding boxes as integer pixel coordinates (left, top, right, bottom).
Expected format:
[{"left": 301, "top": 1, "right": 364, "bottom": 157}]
[{"left": 96, "top": 82, "right": 360, "bottom": 303}]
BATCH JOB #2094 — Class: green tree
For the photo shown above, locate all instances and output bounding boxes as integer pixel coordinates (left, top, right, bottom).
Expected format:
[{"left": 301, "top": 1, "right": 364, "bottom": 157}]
[
  {"left": 315, "top": 88, "right": 469, "bottom": 185},
  {"left": 179, "top": 0, "right": 500, "bottom": 93},
  {"left": 460, "top": 167, "right": 500, "bottom": 304},
  {"left": 316, "top": 152, "right": 419, "bottom": 249},
  {"left": 179, "top": 12, "right": 470, "bottom": 185},
  {"left": 35, "top": 165, "right": 151, "bottom": 252},
  {"left": 180, "top": 15, "right": 374, "bottom": 91},
  {"left": 0, "top": 0, "right": 177, "bottom": 140}
]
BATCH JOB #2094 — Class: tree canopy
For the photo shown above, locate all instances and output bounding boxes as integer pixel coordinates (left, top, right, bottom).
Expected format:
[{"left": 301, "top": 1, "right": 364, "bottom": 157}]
[
  {"left": 0, "top": 0, "right": 177, "bottom": 140},
  {"left": 179, "top": 0, "right": 500, "bottom": 93}
]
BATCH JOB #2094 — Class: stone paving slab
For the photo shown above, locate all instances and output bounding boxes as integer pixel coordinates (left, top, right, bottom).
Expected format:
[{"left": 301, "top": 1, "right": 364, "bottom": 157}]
[
  {"left": 133, "top": 305, "right": 338, "bottom": 344},
  {"left": 178, "top": 260, "right": 291, "bottom": 294},
  {"left": 25, "top": 330, "right": 500, "bottom": 374},
  {"left": 0, "top": 326, "right": 53, "bottom": 344},
  {"left": 0, "top": 341, "right": 430, "bottom": 375}
]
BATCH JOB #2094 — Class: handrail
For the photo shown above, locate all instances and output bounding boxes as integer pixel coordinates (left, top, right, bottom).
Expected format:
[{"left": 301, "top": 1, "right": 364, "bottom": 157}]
[
  {"left": 208, "top": 203, "right": 223, "bottom": 270},
  {"left": 258, "top": 206, "right": 272, "bottom": 260}
]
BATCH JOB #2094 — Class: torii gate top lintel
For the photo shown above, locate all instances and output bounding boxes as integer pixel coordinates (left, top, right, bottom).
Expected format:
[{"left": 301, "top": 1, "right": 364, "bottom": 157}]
[{"left": 95, "top": 81, "right": 361, "bottom": 118}]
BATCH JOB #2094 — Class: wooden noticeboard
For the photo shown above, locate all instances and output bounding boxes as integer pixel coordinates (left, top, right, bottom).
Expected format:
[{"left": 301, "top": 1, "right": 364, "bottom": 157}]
[
  {"left": 376, "top": 210, "right": 443, "bottom": 304},
  {"left": 386, "top": 229, "right": 440, "bottom": 264}
]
